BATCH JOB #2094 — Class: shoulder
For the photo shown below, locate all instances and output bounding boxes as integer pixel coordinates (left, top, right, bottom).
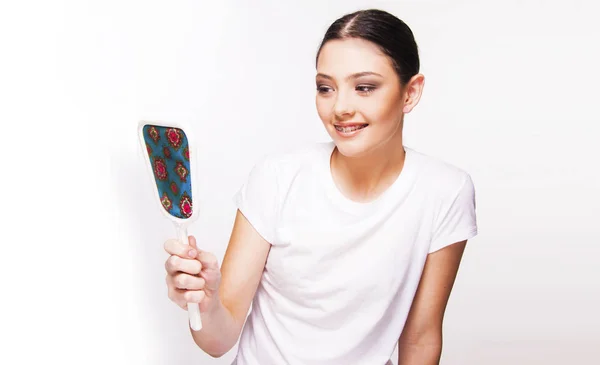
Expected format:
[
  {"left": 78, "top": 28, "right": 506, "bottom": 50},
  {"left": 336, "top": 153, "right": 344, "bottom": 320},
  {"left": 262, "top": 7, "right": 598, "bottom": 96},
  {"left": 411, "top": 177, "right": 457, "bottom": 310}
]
[
  {"left": 407, "top": 147, "right": 475, "bottom": 199},
  {"left": 255, "top": 141, "right": 331, "bottom": 176},
  {"left": 240, "top": 142, "right": 330, "bottom": 206}
]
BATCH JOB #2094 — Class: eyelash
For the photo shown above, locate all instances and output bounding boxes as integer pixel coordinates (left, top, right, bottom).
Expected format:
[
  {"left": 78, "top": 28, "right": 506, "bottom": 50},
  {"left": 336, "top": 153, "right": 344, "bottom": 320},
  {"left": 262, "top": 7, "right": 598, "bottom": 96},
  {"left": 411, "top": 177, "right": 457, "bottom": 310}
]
[
  {"left": 317, "top": 85, "right": 333, "bottom": 94},
  {"left": 316, "top": 85, "right": 377, "bottom": 95},
  {"left": 356, "top": 85, "right": 376, "bottom": 94}
]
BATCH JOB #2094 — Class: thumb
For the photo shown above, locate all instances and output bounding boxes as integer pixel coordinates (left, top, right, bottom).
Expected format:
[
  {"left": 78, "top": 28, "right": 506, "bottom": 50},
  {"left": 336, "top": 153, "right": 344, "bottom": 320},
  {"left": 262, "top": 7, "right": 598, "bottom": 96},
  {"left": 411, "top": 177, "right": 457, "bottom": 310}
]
[{"left": 188, "top": 235, "right": 198, "bottom": 250}]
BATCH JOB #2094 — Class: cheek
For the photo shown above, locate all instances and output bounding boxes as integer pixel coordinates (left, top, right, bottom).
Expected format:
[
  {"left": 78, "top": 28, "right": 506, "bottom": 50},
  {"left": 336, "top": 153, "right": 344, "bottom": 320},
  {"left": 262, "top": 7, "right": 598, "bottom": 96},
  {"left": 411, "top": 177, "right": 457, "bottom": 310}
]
[
  {"left": 315, "top": 97, "right": 332, "bottom": 123},
  {"left": 361, "top": 96, "right": 401, "bottom": 126}
]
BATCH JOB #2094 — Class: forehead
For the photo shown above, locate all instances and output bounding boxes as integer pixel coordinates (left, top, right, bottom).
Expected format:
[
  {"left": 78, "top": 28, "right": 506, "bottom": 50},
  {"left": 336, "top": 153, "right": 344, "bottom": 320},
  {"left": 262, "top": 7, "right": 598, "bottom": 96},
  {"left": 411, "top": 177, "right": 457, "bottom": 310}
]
[{"left": 316, "top": 38, "right": 394, "bottom": 76}]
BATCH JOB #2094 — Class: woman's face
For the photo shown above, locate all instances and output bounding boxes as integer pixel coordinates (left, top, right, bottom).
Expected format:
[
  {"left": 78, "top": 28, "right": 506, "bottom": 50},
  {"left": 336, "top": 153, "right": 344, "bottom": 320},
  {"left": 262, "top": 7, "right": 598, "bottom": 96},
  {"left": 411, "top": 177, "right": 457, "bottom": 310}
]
[{"left": 315, "top": 38, "right": 421, "bottom": 158}]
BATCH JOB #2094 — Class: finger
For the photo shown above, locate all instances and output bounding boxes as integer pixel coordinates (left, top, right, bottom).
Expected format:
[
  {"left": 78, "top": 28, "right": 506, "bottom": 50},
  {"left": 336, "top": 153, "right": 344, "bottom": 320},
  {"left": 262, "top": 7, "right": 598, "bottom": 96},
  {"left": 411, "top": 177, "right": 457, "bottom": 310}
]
[
  {"left": 188, "top": 235, "right": 198, "bottom": 250},
  {"left": 183, "top": 290, "right": 206, "bottom": 305},
  {"left": 164, "top": 238, "right": 198, "bottom": 259},
  {"left": 167, "top": 288, "right": 205, "bottom": 309},
  {"left": 199, "top": 269, "right": 221, "bottom": 292},
  {"left": 165, "top": 255, "right": 202, "bottom": 275},
  {"left": 197, "top": 251, "right": 219, "bottom": 271},
  {"left": 173, "top": 273, "right": 206, "bottom": 290},
  {"left": 167, "top": 285, "right": 188, "bottom": 309}
]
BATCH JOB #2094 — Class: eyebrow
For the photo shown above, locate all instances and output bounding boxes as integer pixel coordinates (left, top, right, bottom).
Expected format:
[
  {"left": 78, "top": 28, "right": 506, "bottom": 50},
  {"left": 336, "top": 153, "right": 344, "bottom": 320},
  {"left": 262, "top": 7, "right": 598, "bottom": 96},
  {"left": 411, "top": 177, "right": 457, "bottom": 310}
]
[{"left": 316, "top": 71, "right": 383, "bottom": 81}]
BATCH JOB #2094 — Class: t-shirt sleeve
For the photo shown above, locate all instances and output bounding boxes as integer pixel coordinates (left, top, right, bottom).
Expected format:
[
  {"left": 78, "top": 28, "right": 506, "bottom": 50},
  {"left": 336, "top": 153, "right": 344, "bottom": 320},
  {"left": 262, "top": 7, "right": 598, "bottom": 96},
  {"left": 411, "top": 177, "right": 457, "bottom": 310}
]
[
  {"left": 232, "top": 155, "right": 280, "bottom": 244},
  {"left": 429, "top": 173, "right": 478, "bottom": 253}
]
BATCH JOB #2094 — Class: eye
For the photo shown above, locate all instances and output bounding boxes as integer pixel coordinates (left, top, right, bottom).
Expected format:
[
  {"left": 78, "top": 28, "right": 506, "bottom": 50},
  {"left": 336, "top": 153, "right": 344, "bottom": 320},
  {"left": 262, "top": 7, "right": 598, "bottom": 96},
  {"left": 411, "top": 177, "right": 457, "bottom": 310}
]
[
  {"left": 356, "top": 85, "right": 376, "bottom": 94},
  {"left": 317, "top": 85, "right": 334, "bottom": 94}
]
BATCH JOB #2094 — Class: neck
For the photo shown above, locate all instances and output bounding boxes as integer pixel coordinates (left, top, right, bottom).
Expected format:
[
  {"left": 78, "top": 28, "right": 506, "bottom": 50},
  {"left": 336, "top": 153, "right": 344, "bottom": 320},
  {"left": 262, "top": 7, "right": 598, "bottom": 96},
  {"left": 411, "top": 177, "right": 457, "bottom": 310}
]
[{"left": 330, "top": 131, "right": 406, "bottom": 203}]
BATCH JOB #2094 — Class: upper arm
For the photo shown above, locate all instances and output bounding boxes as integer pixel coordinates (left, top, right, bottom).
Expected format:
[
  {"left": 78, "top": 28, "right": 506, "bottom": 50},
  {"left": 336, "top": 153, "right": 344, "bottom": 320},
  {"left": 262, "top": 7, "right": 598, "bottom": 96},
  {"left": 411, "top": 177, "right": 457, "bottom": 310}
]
[
  {"left": 218, "top": 209, "right": 271, "bottom": 330},
  {"left": 399, "top": 240, "right": 467, "bottom": 346},
  {"left": 399, "top": 171, "right": 478, "bottom": 343},
  {"left": 221, "top": 154, "right": 282, "bottom": 328}
]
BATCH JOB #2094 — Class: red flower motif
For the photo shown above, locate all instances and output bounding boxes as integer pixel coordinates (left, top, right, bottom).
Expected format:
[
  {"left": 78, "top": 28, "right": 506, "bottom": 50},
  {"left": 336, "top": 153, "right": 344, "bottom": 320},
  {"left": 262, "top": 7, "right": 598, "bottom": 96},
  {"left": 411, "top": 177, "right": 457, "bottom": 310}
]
[
  {"left": 184, "top": 147, "right": 189, "bottom": 161},
  {"left": 148, "top": 126, "right": 160, "bottom": 144},
  {"left": 153, "top": 157, "right": 168, "bottom": 180},
  {"left": 179, "top": 193, "right": 192, "bottom": 218},
  {"left": 175, "top": 161, "right": 188, "bottom": 182},
  {"left": 166, "top": 128, "right": 183, "bottom": 150},
  {"left": 146, "top": 143, "right": 152, "bottom": 156},
  {"left": 163, "top": 146, "right": 172, "bottom": 159},
  {"left": 170, "top": 182, "right": 179, "bottom": 195},
  {"left": 161, "top": 192, "right": 172, "bottom": 211}
]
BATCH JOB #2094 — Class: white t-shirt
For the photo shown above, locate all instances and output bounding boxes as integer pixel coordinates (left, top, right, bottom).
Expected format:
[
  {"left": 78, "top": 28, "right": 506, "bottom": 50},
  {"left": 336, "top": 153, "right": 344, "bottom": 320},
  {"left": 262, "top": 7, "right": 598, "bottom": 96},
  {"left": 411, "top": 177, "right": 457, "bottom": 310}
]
[{"left": 231, "top": 141, "right": 478, "bottom": 365}]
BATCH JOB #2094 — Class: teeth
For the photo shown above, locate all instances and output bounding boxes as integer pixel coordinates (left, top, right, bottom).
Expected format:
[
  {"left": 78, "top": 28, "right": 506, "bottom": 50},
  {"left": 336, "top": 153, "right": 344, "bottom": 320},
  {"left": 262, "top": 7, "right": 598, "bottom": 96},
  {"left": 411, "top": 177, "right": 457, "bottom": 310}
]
[{"left": 335, "top": 124, "right": 367, "bottom": 133}]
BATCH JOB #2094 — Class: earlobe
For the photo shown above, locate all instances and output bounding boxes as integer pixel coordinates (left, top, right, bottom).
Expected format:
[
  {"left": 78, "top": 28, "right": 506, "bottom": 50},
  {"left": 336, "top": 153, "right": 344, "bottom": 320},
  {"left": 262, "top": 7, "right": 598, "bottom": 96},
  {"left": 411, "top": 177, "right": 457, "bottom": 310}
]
[{"left": 400, "top": 93, "right": 412, "bottom": 114}]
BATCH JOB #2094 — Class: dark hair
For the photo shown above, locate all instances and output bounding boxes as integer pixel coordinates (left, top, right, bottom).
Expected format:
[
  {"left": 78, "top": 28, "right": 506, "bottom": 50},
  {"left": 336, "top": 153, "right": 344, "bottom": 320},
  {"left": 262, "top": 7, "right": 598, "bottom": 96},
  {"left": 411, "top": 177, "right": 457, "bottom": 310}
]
[{"left": 315, "top": 9, "right": 420, "bottom": 85}]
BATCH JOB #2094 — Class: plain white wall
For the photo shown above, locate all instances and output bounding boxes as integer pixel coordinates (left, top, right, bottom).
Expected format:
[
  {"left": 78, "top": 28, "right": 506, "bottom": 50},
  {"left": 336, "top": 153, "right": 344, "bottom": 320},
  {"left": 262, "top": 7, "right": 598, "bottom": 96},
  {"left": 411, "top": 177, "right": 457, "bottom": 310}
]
[{"left": 1, "top": 0, "right": 599, "bottom": 364}]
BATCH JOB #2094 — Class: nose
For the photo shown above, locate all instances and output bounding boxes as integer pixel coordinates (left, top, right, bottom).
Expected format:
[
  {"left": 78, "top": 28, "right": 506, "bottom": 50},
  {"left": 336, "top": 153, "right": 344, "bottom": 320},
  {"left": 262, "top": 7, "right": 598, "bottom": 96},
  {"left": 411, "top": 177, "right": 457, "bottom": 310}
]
[{"left": 333, "top": 92, "right": 355, "bottom": 119}]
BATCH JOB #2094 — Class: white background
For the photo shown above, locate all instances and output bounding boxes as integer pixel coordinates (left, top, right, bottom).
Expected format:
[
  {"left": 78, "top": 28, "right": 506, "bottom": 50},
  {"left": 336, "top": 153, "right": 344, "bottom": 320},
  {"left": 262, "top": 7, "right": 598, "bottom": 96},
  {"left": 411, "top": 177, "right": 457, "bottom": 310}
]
[{"left": 1, "top": 0, "right": 599, "bottom": 364}]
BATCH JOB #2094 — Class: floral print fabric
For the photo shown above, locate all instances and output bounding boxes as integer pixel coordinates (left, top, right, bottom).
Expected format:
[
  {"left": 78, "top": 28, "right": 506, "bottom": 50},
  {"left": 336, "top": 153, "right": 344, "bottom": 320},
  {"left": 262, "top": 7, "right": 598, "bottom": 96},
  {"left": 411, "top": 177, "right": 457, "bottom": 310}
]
[{"left": 142, "top": 124, "right": 193, "bottom": 219}]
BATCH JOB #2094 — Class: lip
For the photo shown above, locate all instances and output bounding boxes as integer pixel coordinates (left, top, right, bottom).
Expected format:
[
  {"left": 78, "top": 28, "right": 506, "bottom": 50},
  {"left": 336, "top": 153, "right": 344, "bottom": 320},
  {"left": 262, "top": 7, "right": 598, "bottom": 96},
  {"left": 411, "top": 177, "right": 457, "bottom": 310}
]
[{"left": 333, "top": 123, "right": 368, "bottom": 127}]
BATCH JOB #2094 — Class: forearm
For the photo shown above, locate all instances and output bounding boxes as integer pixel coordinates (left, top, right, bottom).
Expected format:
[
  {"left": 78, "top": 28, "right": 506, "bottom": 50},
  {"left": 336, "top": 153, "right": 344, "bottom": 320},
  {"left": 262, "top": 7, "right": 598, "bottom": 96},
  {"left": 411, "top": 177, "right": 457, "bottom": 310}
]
[
  {"left": 397, "top": 336, "right": 442, "bottom": 365},
  {"left": 190, "top": 296, "right": 243, "bottom": 358}
]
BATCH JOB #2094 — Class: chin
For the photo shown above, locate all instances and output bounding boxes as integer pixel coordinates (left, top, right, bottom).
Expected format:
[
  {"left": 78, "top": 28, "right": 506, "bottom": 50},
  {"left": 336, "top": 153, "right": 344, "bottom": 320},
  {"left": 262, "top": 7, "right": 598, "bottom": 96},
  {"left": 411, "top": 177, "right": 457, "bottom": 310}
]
[{"left": 332, "top": 138, "right": 373, "bottom": 158}]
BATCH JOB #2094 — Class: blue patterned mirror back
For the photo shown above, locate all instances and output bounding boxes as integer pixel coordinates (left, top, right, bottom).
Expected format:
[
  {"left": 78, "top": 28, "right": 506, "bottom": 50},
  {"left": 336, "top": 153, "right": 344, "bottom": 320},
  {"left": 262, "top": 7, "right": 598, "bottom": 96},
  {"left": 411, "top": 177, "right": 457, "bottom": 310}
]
[{"left": 142, "top": 124, "right": 193, "bottom": 219}]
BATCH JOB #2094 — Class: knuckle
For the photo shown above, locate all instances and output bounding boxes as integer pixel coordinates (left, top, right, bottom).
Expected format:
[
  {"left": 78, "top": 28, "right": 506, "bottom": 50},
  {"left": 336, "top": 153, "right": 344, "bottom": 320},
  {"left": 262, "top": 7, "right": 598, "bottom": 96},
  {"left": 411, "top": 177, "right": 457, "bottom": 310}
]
[
  {"left": 175, "top": 274, "right": 187, "bottom": 288},
  {"left": 192, "top": 261, "right": 202, "bottom": 275},
  {"left": 168, "top": 255, "right": 179, "bottom": 270}
]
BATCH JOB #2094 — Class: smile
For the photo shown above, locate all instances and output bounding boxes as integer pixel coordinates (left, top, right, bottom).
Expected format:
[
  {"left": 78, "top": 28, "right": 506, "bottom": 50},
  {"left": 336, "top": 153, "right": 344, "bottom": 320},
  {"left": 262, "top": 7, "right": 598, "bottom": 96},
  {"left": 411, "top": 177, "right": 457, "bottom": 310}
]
[
  {"left": 333, "top": 123, "right": 369, "bottom": 138},
  {"left": 334, "top": 124, "right": 368, "bottom": 133}
]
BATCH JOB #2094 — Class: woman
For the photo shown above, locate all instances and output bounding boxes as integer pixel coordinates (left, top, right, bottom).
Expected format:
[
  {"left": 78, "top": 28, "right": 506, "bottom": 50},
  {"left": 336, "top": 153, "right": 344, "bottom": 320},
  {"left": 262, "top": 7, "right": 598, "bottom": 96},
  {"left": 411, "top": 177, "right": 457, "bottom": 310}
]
[{"left": 163, "top": 9, "right": 477, "bottom": 365}]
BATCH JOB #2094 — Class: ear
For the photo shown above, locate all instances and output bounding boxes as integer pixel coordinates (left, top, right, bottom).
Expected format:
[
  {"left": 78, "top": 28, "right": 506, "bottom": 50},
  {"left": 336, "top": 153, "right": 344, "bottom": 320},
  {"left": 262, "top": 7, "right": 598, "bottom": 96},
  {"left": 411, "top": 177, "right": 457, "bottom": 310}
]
[{"left": 402, "top": 74, "right": 425, "bottom": 114}]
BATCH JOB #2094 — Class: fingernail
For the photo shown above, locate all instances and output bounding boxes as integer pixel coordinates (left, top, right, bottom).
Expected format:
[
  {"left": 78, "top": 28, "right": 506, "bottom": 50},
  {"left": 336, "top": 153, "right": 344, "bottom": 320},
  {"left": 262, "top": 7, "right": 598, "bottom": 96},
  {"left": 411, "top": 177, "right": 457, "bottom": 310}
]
[{"left": 188, "top": 249, "right": 197, "bottom": 258}]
